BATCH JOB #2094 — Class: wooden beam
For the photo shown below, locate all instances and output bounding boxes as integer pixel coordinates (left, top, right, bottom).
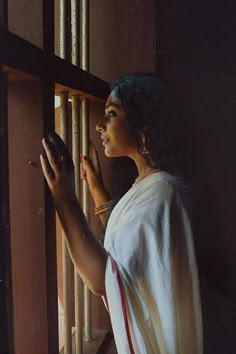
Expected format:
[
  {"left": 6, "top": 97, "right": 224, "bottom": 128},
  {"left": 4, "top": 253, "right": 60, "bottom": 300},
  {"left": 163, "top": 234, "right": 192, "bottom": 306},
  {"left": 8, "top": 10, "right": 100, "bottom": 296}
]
[
  {"left": 0, "top": 29, "right": 109, "bottom": 99},
  {"left": 0, "top": 70, "right": 15, "bottom": 354}
]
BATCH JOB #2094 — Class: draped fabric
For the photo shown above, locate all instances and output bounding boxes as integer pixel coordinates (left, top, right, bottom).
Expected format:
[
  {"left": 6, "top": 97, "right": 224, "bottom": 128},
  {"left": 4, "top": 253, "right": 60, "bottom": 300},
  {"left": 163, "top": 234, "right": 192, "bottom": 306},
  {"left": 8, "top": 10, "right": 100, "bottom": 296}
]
[{"left": 103, "top": 172, "right": 203, "bottom": 354}]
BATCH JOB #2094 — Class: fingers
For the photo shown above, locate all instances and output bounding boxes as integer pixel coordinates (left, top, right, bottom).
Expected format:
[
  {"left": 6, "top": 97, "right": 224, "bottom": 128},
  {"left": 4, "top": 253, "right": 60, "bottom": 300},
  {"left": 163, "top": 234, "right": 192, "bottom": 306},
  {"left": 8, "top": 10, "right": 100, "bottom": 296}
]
[
  {"left": 45, "top": 132, "right": 74, "bottom": 172},
  {"left": 80, "top": 162, "right": 87, "bottom": 180},
  {"left": 89, "top": 141, "right": 100, "bottom": 173},
  {"left": 40, "top": 153, "right": 54, "bottom": 187},
  {"left": 80, "top": 155, "right": 91, "bottom": 174},
  {"left": 42, "top": 138, "right": 61, "bottom": 176},
  {"left": 49, "top": 132, "right": 72, "bottom": 159}
]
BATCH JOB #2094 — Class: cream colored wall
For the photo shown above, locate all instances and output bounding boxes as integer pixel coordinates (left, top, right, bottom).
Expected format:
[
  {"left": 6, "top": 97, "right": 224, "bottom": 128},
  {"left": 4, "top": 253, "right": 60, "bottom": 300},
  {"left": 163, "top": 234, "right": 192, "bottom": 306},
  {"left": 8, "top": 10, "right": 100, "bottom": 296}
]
[{"left": 89, "top": 0, "right": 157, "bottom": 82}]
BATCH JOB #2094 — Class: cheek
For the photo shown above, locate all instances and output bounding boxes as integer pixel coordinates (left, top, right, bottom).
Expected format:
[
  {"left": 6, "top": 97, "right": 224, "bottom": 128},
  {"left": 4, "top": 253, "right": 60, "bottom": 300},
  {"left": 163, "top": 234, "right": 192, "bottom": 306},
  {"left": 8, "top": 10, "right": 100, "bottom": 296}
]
[{"left": 114, "top": 129, "right": 137, "bottom": 151}]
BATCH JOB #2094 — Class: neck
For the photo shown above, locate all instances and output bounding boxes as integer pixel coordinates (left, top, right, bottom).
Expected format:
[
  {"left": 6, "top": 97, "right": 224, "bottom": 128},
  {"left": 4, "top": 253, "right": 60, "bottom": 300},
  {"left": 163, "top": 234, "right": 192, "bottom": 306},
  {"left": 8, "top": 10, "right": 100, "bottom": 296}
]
[
  {"left": 129, "top": 152, "right": 161, "bottom": 186},
  {"left": 132, "top": 153, "right": 153, "bottom": 177}
]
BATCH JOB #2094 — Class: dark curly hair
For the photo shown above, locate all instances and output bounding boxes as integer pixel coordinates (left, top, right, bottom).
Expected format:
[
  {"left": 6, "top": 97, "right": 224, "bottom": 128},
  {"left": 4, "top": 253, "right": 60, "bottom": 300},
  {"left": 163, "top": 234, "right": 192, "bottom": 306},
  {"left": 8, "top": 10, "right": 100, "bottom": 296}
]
[{"left": 110, "top": 73, "right": 186, "bottom": 176}]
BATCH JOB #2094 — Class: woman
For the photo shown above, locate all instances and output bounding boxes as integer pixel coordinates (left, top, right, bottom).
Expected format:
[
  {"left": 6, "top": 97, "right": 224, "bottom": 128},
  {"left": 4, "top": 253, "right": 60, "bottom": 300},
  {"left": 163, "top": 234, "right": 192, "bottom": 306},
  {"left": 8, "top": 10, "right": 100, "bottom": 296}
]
[{"left": 40, "top": 74, "right": 203, "bottom": 354}]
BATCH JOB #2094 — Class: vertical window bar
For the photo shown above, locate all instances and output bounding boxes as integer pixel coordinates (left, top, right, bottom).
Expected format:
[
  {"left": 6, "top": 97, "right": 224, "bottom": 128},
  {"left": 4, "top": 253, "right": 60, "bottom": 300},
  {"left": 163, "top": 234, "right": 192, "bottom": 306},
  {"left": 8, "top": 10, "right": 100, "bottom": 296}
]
[
  {"left": 60, "top": 92, "right": 73, "bottom": 354},
  {"left": 72, "top": 95, "right": 83, "bottom": 354},
  {"left": 71, "top": 3, "right": 83, "bottom": 352},
  {"left": 81, "top": 98, "right": 92, "bottom": 342},
  {"left": 71, "top": 0, "right": 80, "bottom": 66},
  {"left": 60, "top": 2, "right": 72, "bottom": 352},
  {"left": 71, "top": 2, "right": 83, "bottom": 351},
  {"left": 81, "top": 0, "right": 88, "bottom": 71},
  {"left": 81, "top": 0, "right": 92, "bottom": 343},
  {"left": 60, "top": 0, "right": 68, "bottom": 60}
]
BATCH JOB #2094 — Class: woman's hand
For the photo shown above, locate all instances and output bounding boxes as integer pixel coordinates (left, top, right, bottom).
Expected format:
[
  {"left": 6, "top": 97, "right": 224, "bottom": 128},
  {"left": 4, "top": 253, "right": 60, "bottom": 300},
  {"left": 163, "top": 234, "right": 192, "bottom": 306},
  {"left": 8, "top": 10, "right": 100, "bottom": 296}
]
[
  {"left": 40, "top": 132, "right": 77, "bottom": 208},
  {"left": 81, "top": 142, "right": 111, "bottom": 224},
  {"left": 81, "top": 141, "right": 105, "bottom": 193},
  {"left": 40, "top": 132, "right": 107, "bottom": 295}
]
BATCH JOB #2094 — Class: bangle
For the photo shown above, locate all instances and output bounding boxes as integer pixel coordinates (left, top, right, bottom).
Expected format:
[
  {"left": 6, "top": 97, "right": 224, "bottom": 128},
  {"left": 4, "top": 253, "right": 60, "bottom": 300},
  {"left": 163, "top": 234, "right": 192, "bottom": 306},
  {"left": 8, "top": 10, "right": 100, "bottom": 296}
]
[{"left": 94, "top": 200, "right": 113, "bottom": 215}]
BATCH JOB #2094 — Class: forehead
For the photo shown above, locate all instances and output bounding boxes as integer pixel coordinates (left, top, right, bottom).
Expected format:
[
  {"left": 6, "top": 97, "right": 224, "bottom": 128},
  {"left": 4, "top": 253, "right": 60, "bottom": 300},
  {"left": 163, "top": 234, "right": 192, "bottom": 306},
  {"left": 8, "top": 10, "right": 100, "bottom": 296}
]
[{"left": 105, "top": 89, "right": 122, "bottom": 109}]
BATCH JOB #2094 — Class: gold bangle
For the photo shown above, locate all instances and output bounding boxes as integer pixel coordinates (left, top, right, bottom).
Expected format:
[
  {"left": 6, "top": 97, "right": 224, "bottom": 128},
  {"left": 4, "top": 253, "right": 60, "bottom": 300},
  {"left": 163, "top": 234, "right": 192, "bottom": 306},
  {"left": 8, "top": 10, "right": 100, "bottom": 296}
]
[
  {"left": 94, "top": 200, "right": 113, "bottom": 215},
  {"left": 94, "top": 206, "right": 111, "bottom": 215}
]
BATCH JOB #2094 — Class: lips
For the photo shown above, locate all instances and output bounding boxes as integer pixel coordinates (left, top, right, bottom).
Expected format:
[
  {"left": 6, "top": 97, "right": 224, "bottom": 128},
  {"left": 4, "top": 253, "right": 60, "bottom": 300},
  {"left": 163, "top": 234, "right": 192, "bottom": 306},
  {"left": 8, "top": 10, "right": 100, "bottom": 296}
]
[{"left": 101, "top": 136, "right": 109, "bottom": 145}]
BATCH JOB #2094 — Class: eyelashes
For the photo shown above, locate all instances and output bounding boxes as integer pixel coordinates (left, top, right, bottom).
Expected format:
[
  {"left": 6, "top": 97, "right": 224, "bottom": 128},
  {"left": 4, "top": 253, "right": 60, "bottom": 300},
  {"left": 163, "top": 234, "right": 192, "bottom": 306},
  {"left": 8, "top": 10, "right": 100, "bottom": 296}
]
[
  {"left": 104, "top": 110, "right": 117, "bottom": 119},
  {"left": 109, "top": 110, "right": 117, "bottom": 117}
]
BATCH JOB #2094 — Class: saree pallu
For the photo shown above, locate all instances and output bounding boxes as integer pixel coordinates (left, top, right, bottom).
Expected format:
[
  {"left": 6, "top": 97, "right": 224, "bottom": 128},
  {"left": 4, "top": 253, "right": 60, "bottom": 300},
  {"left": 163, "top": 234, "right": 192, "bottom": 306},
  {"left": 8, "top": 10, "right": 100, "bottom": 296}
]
[{"left": 103, "top": 172, "right": 203, "bottom": 354}]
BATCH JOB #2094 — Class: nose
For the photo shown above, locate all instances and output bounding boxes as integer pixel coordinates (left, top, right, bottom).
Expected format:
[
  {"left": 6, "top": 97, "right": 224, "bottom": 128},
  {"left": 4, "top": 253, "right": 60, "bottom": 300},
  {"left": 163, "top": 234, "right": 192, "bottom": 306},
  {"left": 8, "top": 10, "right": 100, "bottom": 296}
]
[{"left": 96, "top": 117, "right": 106, "bottom": 132}]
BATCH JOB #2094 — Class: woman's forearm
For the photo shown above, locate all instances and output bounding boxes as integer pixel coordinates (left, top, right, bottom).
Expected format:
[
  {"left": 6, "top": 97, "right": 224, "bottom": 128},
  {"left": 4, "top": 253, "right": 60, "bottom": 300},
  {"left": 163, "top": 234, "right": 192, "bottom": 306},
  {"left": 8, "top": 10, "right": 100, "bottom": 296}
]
[
  {"left": 80, "top": 151, "right": 111, "bottom": 225},
  {"left": 56, "top": 197, "right": 108, "bottom": 296},
  {"left": 40, "top": 134, "right": 108, "bottom": 295},
  {"left": 90, "top": 187, "right": 111, "bottom": 225}
]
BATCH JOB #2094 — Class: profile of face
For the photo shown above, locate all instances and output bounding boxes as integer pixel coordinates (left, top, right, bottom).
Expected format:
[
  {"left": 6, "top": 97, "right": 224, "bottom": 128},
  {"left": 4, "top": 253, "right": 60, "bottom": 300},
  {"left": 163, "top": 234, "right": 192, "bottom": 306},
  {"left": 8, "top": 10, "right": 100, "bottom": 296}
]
[{"left": 96, "top": 89, "right": 138, "bottom": 158}]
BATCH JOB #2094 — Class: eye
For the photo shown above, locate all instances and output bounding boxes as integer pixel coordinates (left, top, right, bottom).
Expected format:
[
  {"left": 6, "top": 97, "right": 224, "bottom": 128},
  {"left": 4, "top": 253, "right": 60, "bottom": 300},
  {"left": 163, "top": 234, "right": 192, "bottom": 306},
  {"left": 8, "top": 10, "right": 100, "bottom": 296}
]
[{"left": 108, "top": 110, "right": 117, "bottom": 118}]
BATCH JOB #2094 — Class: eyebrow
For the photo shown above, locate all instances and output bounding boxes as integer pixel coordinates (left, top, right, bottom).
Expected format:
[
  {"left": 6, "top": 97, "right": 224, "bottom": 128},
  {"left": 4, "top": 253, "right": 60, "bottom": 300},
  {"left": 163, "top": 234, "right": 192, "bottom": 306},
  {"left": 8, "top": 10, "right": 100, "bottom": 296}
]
[{"left": 105, "top": 102, "right": 122, "bottom": 110}]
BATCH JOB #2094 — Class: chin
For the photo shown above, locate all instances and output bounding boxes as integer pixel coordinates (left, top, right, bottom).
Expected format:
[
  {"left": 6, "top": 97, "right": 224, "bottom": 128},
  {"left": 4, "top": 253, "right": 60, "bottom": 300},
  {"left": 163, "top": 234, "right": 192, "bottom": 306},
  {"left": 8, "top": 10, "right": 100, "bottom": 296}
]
[
  {"left": 104, "top": 148, "right": 120, "bottom": 158},
  {"left": 104, "top": 150, "right": 115, "bottom": 158}
]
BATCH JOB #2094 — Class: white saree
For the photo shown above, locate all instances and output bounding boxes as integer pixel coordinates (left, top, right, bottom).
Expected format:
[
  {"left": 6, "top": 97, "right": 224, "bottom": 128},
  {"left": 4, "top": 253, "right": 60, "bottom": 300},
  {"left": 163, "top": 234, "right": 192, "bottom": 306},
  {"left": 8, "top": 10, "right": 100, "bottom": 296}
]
[{"left": 103, "top": 172, "right": 203, "bottom": 354}]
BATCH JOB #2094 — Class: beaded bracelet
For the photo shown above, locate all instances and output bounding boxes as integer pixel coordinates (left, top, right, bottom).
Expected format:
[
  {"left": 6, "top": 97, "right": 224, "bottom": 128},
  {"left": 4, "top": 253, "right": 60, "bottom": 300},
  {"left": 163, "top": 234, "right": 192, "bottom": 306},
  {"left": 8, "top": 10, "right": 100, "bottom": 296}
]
[{"left": 94, "top": 200, "right": 113, "bottom": 215}]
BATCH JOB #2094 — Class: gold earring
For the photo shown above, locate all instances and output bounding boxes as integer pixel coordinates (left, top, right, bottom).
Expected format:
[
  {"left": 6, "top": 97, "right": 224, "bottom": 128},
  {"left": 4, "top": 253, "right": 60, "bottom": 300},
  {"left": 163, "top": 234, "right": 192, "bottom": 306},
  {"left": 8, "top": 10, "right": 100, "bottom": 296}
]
[{"left": 142, "top": 146, "right": 149, "bottom": 154}]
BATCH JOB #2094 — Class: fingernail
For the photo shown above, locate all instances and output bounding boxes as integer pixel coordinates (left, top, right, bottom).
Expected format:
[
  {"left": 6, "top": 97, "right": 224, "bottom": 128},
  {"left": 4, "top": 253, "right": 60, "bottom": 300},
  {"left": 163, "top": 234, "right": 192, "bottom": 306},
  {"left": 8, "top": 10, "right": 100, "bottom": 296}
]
[{"left": 46, "top": 132, "right": 53, "bottom": 141}]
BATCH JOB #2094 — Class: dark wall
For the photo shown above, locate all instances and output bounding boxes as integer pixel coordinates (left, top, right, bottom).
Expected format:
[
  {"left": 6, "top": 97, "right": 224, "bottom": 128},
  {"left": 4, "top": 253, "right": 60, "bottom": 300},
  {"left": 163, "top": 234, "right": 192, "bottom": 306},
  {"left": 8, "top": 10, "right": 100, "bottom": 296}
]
[{"left": 157, "top": 1, "right": 236, "bottom": 352}]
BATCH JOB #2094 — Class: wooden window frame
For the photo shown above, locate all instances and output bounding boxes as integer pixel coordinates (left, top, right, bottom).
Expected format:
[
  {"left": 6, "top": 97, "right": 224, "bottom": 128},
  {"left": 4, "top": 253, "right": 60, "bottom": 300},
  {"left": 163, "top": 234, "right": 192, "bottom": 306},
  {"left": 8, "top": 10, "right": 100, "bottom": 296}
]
[{"left": 0, "top": 1, "right": 109, "bottom": 353}]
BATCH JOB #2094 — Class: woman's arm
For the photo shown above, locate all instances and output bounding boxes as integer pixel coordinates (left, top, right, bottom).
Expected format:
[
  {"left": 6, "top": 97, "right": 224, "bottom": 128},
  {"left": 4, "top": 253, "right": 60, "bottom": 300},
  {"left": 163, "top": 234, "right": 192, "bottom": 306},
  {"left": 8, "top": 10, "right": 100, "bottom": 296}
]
[
  {"left": 40, "top": 133, "right": 107, "bottom": 296},
  {"left": 80, "top": 142, "right": 112, "bottom": 225}
]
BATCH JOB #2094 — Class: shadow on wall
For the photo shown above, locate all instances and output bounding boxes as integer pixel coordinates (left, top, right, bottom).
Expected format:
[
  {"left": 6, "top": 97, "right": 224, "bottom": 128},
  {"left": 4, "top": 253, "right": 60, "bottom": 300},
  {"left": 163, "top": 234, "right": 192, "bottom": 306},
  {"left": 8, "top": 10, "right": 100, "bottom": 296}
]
[{"left": 179, "top": 94, "right": 236, "bottom": 353}]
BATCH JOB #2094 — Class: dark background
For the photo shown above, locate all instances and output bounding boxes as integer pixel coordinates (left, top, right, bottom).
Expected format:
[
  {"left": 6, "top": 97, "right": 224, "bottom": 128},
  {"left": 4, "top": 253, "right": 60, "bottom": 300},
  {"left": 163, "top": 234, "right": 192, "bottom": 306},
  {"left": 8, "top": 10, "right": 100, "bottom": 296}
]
[{"left": 158, "top": 1, "right": 236, "bottom": 352}]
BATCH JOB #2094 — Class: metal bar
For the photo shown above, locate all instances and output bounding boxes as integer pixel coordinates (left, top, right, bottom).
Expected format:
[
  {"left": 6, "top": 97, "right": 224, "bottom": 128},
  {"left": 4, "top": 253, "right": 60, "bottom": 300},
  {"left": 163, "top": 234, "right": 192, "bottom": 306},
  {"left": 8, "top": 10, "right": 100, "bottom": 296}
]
[
  {"left": 60, "top": 93, "right": 73, "bottom": 354},
  {"left": 72, "top": 95, "right": 83, "bottom": 354},
  {"left": 81, "top": 100, "right": 89, "bottom": 188},
  {"left": 60, "top": 92, "right": 68, "bottom": 142},
  {"left": 81, "top": 0, "right": 92, "bottom": 342},
  {"left": 81, "top": 0, "right": 89, "bottom": 71},
  {"left": 81, "top": 98, "right": 92, "bottom": 342},
  {"left": 60, "top": 0, "right": 68, "bottom": 60},
  {"left": 71, "top": 0, "right": 80, "bottom": 66}
]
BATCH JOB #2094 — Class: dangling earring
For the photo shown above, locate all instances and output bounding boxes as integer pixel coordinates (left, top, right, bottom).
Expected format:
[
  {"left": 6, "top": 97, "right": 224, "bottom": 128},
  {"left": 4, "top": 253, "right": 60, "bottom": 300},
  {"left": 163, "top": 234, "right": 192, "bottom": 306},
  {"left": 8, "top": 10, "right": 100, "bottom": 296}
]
[
  {"left": 142, "top": 145, "right": 149, "bottom": 154},
  {"left": 141, "top": 131, "right": 150, "bottom": 155}
]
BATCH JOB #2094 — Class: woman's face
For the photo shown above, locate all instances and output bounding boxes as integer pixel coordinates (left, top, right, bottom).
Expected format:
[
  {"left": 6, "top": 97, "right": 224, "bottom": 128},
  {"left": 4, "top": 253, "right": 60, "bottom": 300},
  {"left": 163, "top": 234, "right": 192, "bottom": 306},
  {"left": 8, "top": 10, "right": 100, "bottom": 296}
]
[{"left": 96, "top": 89, "right": 138, "bottom": 158}]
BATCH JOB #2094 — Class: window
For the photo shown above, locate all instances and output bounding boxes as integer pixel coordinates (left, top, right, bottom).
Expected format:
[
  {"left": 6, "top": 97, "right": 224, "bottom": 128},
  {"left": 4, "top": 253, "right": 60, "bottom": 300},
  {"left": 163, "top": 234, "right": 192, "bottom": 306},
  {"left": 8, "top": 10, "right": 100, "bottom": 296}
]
[{"left": 0, "top": 1, "right": 109, "bottom": 353}]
